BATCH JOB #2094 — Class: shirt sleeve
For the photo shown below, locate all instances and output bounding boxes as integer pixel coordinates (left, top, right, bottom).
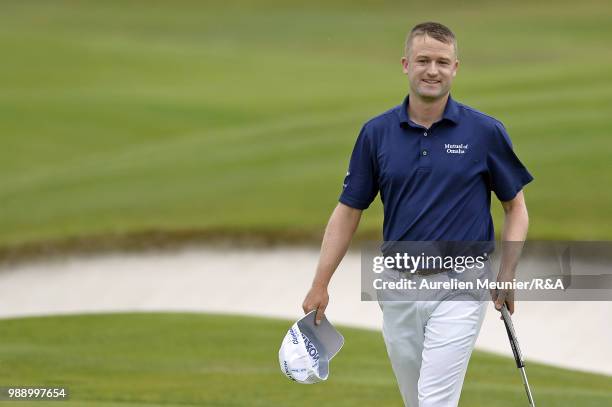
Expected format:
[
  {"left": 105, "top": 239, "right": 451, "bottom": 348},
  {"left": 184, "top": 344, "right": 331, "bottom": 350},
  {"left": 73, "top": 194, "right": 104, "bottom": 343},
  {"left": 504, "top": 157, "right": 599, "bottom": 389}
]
[
  {"left": 487, "top": 121, "right": 534, "bottom": 201},
  {"left": 338, "top": 124, "right": 379, "bottom": 209}
]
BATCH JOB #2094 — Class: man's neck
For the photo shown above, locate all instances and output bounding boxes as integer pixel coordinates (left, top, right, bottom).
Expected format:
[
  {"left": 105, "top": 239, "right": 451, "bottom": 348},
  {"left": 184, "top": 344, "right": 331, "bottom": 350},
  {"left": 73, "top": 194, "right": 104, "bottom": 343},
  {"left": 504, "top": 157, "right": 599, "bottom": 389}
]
[{"left": 408, "top": 93, "right": 449, "bottom": 129}]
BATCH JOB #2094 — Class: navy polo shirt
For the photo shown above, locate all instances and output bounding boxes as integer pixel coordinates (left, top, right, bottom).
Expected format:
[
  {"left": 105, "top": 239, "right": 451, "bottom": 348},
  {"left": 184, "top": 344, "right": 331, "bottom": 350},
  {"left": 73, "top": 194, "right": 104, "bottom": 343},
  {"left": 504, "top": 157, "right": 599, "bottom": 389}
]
[{"left": 339, "top": 94, "right": 533, "bottom": 242}]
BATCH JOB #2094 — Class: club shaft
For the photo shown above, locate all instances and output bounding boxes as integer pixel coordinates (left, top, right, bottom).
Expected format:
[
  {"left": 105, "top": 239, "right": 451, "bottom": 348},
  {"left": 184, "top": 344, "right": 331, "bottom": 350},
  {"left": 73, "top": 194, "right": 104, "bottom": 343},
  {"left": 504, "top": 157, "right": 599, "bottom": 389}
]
[
  {"left": 520, "top": 367, "right": 535, "bottom": 407},
  {"left": 501, "top": 305, "right": 536, "bottom": 406}
]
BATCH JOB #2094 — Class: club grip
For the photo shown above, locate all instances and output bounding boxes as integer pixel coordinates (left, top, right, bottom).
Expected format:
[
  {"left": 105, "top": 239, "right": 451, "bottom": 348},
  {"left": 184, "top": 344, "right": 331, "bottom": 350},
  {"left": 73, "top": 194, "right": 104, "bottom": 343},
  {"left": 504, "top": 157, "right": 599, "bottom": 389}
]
[{"left": 501, "top": 304, "right": 525, "bottom": 368}]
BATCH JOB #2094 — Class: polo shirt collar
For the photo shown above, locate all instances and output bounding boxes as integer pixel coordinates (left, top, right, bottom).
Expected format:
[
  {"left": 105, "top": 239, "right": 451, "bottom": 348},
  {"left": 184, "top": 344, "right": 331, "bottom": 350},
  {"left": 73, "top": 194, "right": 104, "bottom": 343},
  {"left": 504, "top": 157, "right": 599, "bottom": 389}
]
[{"left": 397, "top": 94, "right": 460, "bottom": 127}]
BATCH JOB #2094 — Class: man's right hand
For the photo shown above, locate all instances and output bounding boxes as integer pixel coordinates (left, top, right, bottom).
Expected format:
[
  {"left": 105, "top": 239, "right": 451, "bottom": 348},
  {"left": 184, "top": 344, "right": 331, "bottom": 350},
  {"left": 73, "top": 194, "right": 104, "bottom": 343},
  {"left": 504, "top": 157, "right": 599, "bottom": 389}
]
[{"left": 302, "top": 284, "right": 329, "bottom": 326}]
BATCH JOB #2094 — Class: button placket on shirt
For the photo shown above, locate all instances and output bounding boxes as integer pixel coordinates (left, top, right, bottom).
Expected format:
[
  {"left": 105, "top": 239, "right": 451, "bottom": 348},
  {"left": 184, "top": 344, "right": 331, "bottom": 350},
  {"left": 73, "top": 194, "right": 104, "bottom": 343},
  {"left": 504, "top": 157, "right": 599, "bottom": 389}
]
[{"left": 419, "top": 127, "right": 432, "bottom": 168}]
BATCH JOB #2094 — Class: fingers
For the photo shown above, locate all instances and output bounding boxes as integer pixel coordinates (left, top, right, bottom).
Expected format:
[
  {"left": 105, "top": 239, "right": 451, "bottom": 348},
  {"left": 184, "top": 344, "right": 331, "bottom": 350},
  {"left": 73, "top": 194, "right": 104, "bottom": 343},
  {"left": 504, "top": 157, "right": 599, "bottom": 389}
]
[
  {"left": 494, "top": 289, "right": 507, "bottom": 311},
  {"left": 315, "top": 306, "right": 326, "bottom": 326},
  {"left": 493, "top": 289, "right": 515, "bottom": 319},
  {"left": 490, "top": 288, "right": 498, "bottom": 303},
  {"left": 301, "top": 291, "right": 318, "bottom": 314},
  {"left": 301, "top": 304, "right": 326, "bottom": 325},
  {"left": 494, "top": 289, "right": 507, "bottom": 320},
  {"left": 507, "top": 295, "right": 515, "bottom": 315},
  {"left": 302, "top": 287, "right": 329, "bottom": 325}
]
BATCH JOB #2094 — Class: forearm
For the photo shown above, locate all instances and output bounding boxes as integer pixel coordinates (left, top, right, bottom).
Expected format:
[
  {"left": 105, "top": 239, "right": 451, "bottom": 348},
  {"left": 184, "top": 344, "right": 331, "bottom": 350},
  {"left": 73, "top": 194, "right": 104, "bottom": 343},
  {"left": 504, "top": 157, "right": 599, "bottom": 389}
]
[
  {"left": 499, "top": 192, "right": 529, "bottom": 275},
  {"left": 311, "top": 203, "right": 362, "bottom": 288},
  {"left": 501, "top": 204, "right": 529, "bottom": 242},
  {"left": 494, "top": 192, "right": 529, "bottom": 311}
]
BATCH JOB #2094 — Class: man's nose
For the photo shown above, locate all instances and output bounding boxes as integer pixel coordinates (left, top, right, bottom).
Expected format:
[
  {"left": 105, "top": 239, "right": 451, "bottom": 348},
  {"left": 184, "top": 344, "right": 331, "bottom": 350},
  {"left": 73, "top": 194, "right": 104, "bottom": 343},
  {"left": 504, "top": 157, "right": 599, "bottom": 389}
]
[{"left": 426, "top": 61, "right": 439, "bottom": 76}]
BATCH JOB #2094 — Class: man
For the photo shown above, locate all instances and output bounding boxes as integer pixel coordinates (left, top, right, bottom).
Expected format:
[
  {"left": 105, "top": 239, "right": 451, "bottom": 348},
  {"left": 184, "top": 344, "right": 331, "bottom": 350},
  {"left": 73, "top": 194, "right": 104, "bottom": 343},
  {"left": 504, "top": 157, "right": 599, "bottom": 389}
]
[{"left": 302, "top": 22, "right": 533, "bottom": 406}]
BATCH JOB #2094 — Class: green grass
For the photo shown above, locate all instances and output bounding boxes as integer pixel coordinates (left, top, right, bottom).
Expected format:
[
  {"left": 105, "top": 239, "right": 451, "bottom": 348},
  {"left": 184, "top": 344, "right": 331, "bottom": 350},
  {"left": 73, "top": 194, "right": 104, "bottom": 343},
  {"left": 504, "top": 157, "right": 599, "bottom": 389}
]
[
  {"left": 1, "top": 0, "right": 612, "bottom": 248},
  {"left": 0, "top": 313, "right": 610, "bottom": 406}
]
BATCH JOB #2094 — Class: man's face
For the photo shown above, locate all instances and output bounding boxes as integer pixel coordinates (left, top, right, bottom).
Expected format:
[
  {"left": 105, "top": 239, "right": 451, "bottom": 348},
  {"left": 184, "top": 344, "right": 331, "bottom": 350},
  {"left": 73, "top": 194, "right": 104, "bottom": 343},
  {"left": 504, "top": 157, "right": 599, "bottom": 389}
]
[{"left": 401, "top": 34, "right": 458, "bottom": 101}]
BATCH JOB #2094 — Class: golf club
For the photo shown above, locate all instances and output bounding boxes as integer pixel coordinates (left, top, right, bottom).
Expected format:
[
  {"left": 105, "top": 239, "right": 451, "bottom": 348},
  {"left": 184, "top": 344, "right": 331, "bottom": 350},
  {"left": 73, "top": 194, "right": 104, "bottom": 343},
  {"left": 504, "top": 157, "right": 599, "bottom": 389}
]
[{"left": 500, "top": 303, "right": 536, "bottom": 407}]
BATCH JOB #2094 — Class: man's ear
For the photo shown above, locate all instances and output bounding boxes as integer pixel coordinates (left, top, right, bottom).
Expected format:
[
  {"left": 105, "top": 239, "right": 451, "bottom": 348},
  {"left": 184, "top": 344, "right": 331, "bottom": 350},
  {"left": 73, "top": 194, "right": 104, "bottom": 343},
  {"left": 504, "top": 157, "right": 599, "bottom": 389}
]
[
  {"left": 452, "top": 59, "right": 459, "bottom": 77},
  {"left": 401, "top": 56, "right": 409, "bottom": 74}
]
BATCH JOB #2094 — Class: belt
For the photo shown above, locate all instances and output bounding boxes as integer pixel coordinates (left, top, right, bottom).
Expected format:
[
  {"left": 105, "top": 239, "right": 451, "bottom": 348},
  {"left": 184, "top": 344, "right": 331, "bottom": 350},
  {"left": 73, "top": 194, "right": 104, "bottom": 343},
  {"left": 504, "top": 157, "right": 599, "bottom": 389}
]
[{"left": 395, "top": 268, "right": 452, "bottom": 276}]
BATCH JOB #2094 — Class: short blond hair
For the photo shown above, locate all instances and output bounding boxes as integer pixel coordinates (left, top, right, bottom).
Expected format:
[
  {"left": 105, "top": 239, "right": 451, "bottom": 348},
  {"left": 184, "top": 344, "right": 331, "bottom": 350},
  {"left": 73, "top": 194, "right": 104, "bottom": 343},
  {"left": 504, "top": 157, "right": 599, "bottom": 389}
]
[{"left": 405, "top": 22, "right": 457, "bottom": 58}]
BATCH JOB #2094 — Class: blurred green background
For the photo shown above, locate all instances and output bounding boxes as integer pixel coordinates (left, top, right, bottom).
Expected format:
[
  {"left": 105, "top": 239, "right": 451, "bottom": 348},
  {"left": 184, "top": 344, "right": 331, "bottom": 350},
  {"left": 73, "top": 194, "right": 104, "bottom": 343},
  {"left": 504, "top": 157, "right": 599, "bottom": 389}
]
[{"left": 1, "top": 0, "right": 611, "bottom": 250}]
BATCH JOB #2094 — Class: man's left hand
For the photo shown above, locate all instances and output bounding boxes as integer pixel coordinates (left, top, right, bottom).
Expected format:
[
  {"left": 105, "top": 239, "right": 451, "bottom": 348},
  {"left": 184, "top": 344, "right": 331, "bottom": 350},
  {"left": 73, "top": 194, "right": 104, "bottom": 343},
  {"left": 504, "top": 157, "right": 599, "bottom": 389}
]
[{"left": 492, "top": 287, "right": 514, "bottom": 318}]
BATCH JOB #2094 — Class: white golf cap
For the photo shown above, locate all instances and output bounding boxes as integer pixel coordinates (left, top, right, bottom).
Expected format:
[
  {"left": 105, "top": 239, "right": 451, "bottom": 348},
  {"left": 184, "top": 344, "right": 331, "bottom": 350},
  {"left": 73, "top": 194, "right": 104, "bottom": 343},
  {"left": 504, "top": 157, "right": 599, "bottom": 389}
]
[{"left": 278, "top": 310, "right": 344, "bottom": 384}]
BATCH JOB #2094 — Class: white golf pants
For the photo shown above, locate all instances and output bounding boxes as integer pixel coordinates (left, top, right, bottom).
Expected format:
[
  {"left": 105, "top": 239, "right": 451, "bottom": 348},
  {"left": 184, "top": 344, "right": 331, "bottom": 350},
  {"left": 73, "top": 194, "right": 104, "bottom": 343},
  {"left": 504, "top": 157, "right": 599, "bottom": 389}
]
[{"left": 379, "top": 272, "right": 488, "bottom": 407}]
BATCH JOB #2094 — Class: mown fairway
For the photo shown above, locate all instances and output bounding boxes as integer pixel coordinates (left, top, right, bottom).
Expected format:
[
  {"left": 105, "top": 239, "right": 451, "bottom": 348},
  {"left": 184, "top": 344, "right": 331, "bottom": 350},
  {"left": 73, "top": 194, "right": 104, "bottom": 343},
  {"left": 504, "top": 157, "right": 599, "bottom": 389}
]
[
  {"left": 1, "top": 0, "right": 612, "bottom": 247},
  {"left": 0, "top": 313, "right": 610, "bottom": 406}
]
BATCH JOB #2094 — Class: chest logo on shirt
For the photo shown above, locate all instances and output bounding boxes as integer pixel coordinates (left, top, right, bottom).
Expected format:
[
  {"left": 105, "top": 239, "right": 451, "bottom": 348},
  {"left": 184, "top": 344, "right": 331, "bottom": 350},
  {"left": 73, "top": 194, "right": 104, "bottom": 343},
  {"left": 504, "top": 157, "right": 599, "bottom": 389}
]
[{"left": 445, "top": 143, "right": 469, "bottom": 155}]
